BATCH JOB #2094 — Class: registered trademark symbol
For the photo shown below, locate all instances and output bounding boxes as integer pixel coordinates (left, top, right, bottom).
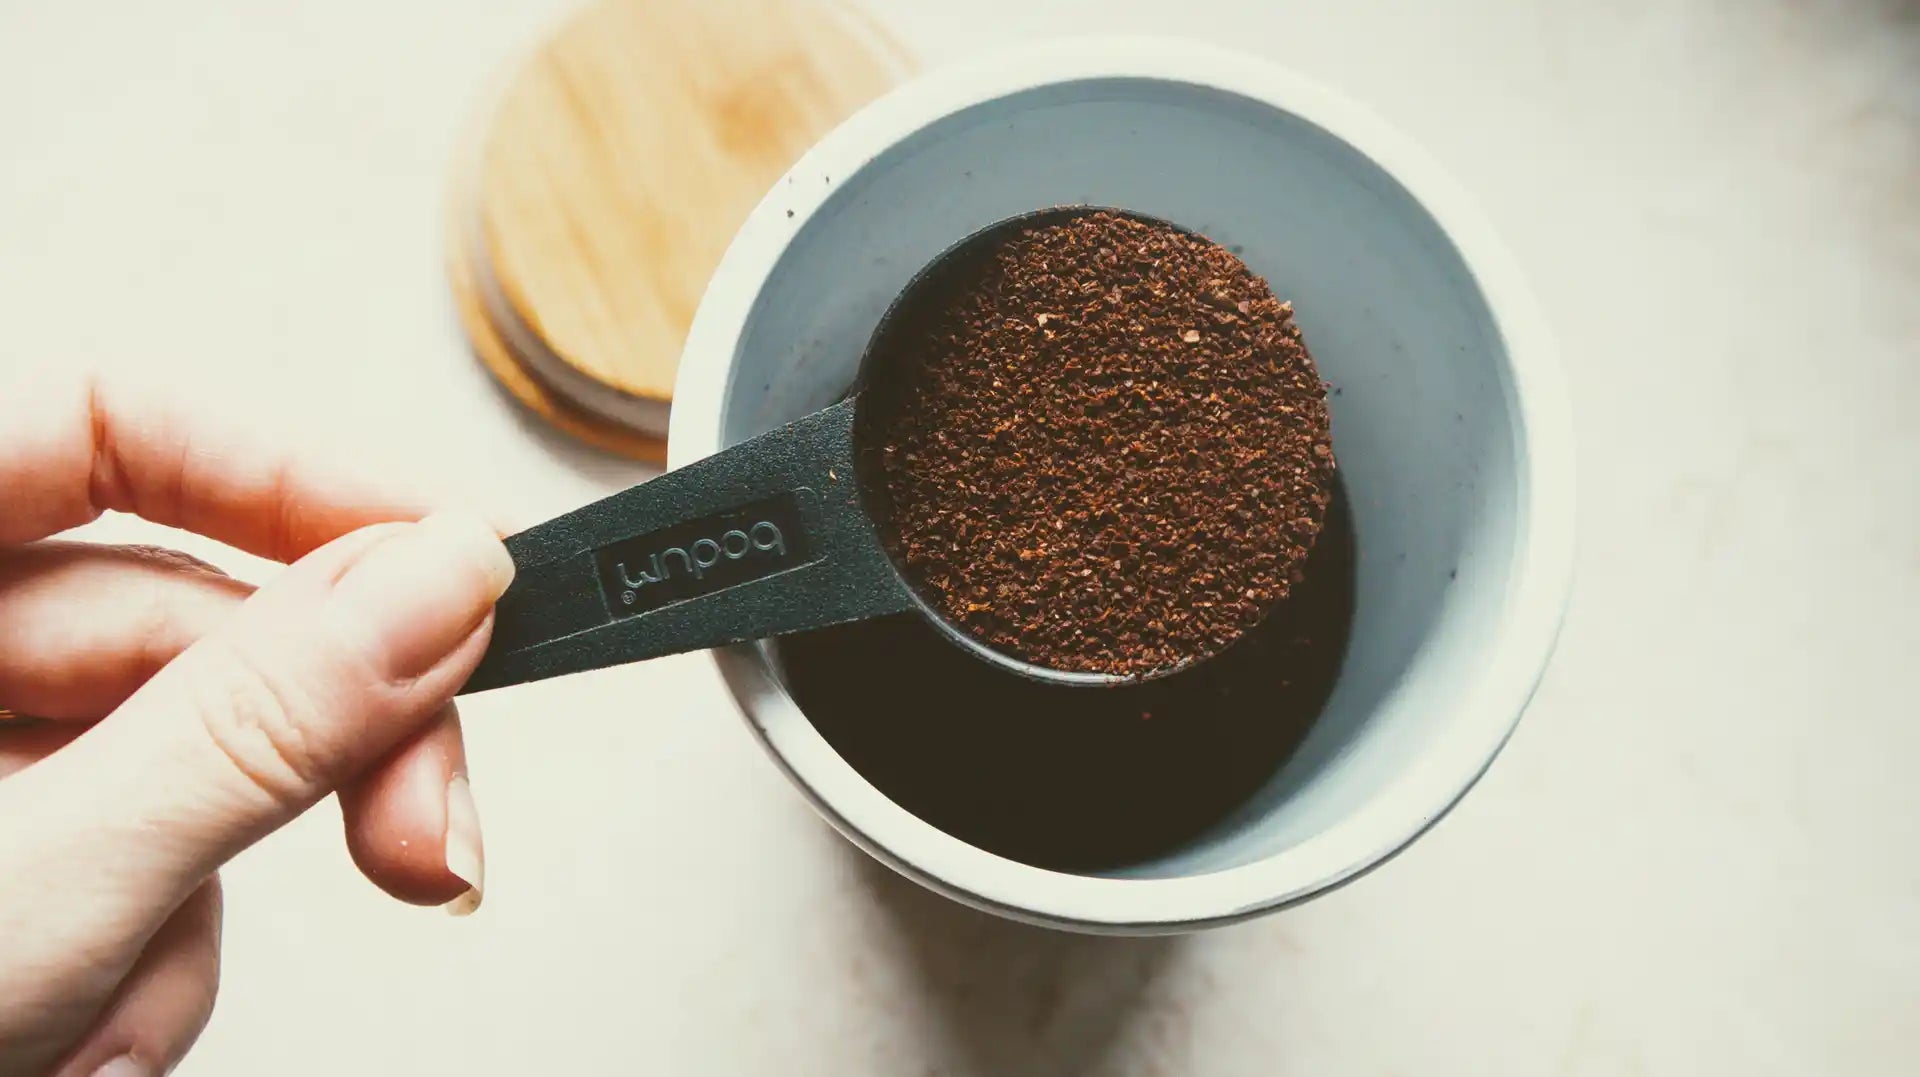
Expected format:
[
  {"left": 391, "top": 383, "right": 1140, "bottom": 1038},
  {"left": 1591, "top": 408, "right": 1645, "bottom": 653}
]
[{"left": 621, "top": 590, "right": 636, "bottom": 605}]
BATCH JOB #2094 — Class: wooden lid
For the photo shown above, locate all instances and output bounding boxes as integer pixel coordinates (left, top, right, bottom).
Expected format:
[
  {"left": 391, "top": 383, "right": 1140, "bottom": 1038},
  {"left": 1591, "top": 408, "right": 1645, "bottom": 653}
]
[{"left": 448, "top": 0, "right": 912, "bottom": 460}]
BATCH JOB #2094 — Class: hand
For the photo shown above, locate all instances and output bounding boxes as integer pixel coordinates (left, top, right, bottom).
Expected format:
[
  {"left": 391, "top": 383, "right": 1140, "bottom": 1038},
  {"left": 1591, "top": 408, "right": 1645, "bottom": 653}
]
[{"left": 0, "top": 373, "right": 515, "bottom": 1076}]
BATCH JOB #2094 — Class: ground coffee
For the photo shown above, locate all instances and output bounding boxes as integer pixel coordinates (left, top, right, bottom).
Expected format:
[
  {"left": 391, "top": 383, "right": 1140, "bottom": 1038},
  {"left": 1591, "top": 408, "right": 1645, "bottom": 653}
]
[
  {"left": 857, "top": 210, "right": 1333, "bottom": 677},
  {"left": 776, "top": 480, "right": 1355, "bottom": 872}
]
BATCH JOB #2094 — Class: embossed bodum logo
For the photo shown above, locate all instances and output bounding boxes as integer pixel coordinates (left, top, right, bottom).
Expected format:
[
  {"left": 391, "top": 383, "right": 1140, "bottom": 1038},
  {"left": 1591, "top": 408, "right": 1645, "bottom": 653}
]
[
  {"left": 593, "top": 493, "right": 815, "bottom": 617},
  {"left": 613, "top": 521, "right": 787, "bottom": 595}
]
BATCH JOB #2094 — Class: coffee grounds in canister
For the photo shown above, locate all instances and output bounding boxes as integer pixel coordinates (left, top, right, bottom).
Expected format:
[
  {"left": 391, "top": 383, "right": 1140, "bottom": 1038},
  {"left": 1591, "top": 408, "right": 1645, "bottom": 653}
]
[
  {"left": 857, "top": 211, "right": 1333, "bottom": 678},
  {"left": 776, "top": 479, "right": 1356, "bottom": 872}
]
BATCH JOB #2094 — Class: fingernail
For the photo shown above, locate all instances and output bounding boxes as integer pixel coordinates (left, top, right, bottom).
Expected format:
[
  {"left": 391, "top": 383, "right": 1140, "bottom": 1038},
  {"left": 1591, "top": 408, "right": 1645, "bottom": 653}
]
[
  {"left": 92, "top": 1056, "right": 152, "bottom": 1077},
  {"left": 328, "top": 513, "right": 515, "bottom": 679},
  {"left": 442, "top": 775, "right": 484, "bottom": 916}
]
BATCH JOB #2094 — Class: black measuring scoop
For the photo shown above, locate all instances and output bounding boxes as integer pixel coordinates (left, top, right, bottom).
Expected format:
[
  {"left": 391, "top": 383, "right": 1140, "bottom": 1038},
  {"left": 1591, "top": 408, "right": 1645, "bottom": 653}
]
[{"left": 461, "top": 208, "right": 1212, "bottom": 695}]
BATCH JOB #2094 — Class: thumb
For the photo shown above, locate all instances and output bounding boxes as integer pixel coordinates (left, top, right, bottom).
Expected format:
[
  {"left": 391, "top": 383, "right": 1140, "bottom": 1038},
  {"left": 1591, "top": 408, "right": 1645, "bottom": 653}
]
[{"left": 16, "top": 512, "right": 513, "bottom": 917}]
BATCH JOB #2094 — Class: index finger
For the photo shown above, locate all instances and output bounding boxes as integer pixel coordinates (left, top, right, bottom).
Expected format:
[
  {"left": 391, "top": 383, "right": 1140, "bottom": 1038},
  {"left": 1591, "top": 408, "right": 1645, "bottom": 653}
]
[{"left": 0, "top": 369, "right": 434, "bottom": 559}]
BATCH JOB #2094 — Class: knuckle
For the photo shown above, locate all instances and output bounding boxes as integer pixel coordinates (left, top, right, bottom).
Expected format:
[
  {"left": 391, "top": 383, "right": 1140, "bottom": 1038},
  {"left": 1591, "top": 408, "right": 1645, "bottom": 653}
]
[{"left": 183, "top": 642, "right": 329, "bottom": 806}]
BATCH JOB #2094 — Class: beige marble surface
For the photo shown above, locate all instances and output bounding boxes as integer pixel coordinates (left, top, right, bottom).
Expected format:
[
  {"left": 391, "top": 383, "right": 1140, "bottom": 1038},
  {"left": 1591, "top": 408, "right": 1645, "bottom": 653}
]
[{"left": 1, "top": 1, "right": 1916, "bottom": 1073}]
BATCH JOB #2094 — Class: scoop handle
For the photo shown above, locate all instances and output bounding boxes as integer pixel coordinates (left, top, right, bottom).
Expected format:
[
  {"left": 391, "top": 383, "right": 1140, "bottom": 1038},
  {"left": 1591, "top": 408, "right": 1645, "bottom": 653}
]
[{"left": 459, "top": 397, "right": 912, "bottom": 694}]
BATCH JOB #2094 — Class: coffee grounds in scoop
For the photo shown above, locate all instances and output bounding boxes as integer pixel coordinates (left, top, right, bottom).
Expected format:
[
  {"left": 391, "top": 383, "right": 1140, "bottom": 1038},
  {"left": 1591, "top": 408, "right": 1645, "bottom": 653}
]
[{"left": 857, "top": 211, "right": 1334, "bottom": 677}]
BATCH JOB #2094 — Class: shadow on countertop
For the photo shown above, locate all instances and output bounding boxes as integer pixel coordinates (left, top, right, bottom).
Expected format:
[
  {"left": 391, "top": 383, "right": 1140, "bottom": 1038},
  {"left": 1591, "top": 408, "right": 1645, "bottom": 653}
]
[{"left": 848, "top": 848, "right": 1187, "bottom": 1077}]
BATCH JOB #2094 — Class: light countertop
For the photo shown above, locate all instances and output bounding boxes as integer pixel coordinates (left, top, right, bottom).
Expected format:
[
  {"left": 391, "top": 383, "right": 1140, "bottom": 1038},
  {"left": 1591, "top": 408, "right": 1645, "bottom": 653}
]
[{"left": 1, "top": 2, "right": 1915, "bottom": 1073}]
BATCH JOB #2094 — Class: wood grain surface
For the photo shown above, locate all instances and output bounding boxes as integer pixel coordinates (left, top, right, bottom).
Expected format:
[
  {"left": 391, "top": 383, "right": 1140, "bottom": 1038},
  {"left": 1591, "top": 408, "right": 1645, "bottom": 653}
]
[{"left": 449, "top": 0, "right": 912, "bottom": 460}]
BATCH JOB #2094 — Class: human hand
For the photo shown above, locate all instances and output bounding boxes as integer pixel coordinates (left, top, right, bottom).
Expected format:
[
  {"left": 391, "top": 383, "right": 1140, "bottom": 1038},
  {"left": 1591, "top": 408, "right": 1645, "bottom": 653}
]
[{"left": 0, "top": 373, "right": 515, "bottom": 1076}]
